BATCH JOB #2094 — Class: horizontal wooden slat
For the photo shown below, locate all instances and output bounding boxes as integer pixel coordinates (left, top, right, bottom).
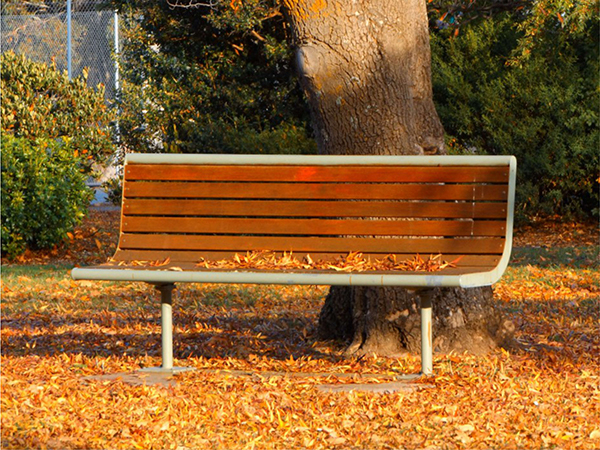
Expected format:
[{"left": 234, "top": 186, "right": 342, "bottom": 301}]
[
  {"left": 121, "top": 217, "right": 507, "bottom": 237},
  {"left": 119, "top": 234, "right": 505, "bottom": 255},
  {"left": 112, "top": 249, "right": 502, "bottom": 268},
  {"left": 124, "top": 181, "right": 509, "bottom": 201},
  {"left": 123, "top": 199, "right": 508, "bottom": 219},
  {"left": 125, "top": 164, "right": 510, "bottom": 183}
]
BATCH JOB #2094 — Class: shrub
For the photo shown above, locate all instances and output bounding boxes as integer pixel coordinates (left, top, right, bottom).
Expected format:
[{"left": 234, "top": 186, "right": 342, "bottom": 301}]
[
  {"left": 1, "top": 134, "right": 93, "bottom": 259},
  {"left": 0, "top": 51, "right": 115, "bottom": 171},
  {"left": 431, "top": 14, "right": 599, "bottom": 221}
]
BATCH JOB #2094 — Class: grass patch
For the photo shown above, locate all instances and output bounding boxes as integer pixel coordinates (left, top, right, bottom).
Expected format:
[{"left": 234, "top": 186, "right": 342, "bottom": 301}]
[
  {"left": 190, "top": 284, "right": 283, "bottom": 309},
  {"left": 1, "top": 263, "right": 73, "bottom": 281},
  {"left": 1, "top": 265, "right": 153, "bottom": 316},
  {"left": 511, "top": 245, "right": 599, "bottom": 268}
]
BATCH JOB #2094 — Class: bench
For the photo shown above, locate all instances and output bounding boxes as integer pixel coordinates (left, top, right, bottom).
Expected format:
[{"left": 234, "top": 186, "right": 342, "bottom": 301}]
[{"left": 72, "top": 153, "right": 517, "bottom": 376}]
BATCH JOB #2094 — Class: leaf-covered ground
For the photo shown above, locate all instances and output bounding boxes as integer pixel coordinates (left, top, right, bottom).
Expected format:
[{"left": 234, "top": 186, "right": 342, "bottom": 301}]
[{"left": 1, "top": 209, "right": 599, "bottom": 449}]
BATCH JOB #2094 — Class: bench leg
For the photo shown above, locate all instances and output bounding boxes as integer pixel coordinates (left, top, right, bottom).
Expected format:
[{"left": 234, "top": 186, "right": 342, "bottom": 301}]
[
  {"left": 158, "top": 283, "right": 175, "bottom": 370},
  {"left": 419, "top": 289, "right": 434, "bottom": 376},
  {"left": 139, "top": 283, "right": 194, "bottom": 374}
]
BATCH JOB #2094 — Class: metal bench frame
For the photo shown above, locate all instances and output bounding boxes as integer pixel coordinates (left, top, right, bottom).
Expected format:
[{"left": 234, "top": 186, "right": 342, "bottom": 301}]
[{"left": 72, "top": 153, "right": 517, "bottom": 376}]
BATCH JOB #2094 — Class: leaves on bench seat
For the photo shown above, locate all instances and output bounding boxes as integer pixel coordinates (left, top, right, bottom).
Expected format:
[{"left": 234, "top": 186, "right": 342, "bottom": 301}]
[
  {"left": 111, "top": 258, "right": 171, "bottom": 267},
  {"left": 194, "top": 251, "right": 461, "bottom": 273},
  {"left": 106, "top": 251, "right": 462, "bottom": 273}
]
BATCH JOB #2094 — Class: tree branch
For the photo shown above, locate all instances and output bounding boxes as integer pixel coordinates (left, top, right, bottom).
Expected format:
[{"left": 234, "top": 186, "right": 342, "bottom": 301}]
[{"left": 165, "top": 0, "right": 221, "bottom": 9}]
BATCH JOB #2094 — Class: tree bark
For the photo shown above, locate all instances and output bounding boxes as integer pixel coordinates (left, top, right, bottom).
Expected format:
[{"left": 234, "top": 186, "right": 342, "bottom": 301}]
[
  {"left": 282, "top": 0, "right": 445, "bottom": 156},
  {"left": 283, "top": 0, "right": 513, "bottom": 356}
]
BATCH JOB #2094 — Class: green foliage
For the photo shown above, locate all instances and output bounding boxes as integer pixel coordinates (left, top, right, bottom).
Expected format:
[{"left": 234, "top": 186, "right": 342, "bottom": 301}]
[
  {"left": 114, "top": 0, "right": 316, "bottom": 156},
  {"left": 110, "top": 0, "right": 597, "bottom": 220},
  {"left": 0, "top": 51, "right": 115, "bottom": 171},
  {"left": 511, "top": 0, "right": 598, "bottom": 62},
  {"left": 101, "top": 176, "right": 123, "bottom": 207},
  {"left": 1, "top": 134, "right": 93, "bottom": 259},
  {"left": 428, "top": 0, "right": 597, "bottom": 43},
  {"left": 431, "top": 13, "right": 599, "bottom": 221}
]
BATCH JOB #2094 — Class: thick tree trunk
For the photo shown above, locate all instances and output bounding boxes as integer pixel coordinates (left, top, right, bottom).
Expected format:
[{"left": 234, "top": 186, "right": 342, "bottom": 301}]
[
  {"left": 318, "top": 286, "right": 514, "bottom": 357},
  {"left": 283, "top": 0, "right": 513, "bottom": 356},
  {"left": 283, "top": 0, "right": 444, "bottom": 155}
]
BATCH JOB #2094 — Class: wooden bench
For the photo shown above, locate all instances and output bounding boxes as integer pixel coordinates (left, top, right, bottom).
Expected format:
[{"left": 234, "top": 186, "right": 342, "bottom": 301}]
[{"left": 72, "top": 153, "right": 517, "bottom": 376}]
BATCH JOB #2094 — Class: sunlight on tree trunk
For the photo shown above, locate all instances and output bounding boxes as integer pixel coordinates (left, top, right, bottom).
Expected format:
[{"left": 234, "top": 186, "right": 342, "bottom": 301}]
[{"left": 283, "top": 0, "right": 444, "bottom": 156}]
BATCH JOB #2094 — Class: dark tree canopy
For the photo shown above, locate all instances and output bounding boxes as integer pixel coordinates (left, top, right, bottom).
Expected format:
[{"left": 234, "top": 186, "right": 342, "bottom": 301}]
[{"left": 113, "top": 0, "right": 316, "bottom": 155}]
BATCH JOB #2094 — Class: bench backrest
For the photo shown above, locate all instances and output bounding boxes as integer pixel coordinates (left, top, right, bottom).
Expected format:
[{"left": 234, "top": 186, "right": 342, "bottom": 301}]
[{"left": 114, "top": 154, "right": 516, "bottom": 277}]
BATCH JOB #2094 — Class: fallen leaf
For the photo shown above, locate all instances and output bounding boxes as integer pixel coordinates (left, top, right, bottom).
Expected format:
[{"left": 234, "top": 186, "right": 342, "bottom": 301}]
[{"left": 457, "top": 424, "right": 475, "bottom": 433}]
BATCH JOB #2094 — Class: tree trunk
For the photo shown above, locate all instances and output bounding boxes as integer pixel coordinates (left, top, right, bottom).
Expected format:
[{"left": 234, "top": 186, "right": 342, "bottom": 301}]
[
  {"left": 282, "top": 0, "right": 445, "bottom": 155},
  {"left": 283, "top": 0, "right": 513, "bottom": 356}
]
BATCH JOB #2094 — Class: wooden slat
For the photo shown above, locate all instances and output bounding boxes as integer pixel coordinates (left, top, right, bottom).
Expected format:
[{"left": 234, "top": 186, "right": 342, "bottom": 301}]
[
  {"left": 121, "top": 217, "right": 507, "bottom": 237},
  {"left": 112, "top": 249, "right": 502, "bottom": 268},
  {"left": 123, "top": 199, "right": 508, "bottom": 219},
  {"left": 119, "top": 234, "right": 505, "bottom": 254},
  {"left": 125, "top": 164, "right": 510, "bottom": 183},
  {"left": 124, "top": 181, "right": 509, "bottom": 201}
]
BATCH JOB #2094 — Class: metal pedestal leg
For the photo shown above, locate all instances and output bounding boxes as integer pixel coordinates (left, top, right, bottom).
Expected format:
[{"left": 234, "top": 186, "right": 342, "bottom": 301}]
[
  {"left": 139, "top": 283, "right": 194, "bottom": 374},
  {"left": 419, "top": 289, "right": 434, "bottom": 376}
]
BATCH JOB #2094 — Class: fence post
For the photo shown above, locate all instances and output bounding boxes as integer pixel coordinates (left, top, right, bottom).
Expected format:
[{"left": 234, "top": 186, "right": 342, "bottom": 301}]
[
  {"left": 67, "top": 0, "right": 72, "bottom": 79},
  {"left": 114, "top": 10, "right": 120, "bottom": 145},
  {"left": 114, "top": 10, "right": 119, "bottom": 97}
]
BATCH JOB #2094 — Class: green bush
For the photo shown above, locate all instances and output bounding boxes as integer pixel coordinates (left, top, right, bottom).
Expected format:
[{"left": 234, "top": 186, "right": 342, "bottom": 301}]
[
  {"left": 1, "top": 134, "right": 93, "bottom": 259},
  {"left": 0, "top": 51, "right": 115, "bottom": 171},
  {"left": 431, "top": 14, "right": 599, "bottom": 221}
]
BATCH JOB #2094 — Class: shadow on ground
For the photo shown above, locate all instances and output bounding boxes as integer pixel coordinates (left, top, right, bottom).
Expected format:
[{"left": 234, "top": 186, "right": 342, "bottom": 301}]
[{"left": 1, "top": 310, "right": 335, "bottom": 362}]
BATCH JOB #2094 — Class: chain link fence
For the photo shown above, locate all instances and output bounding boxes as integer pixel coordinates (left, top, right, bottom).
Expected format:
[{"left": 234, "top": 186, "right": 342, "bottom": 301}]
[
  {"left": 1, "top": 0, "right": 119, "bottom": 101},
  {"left": 2, "top": 0, "right": 122, "bottom": 203}
]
